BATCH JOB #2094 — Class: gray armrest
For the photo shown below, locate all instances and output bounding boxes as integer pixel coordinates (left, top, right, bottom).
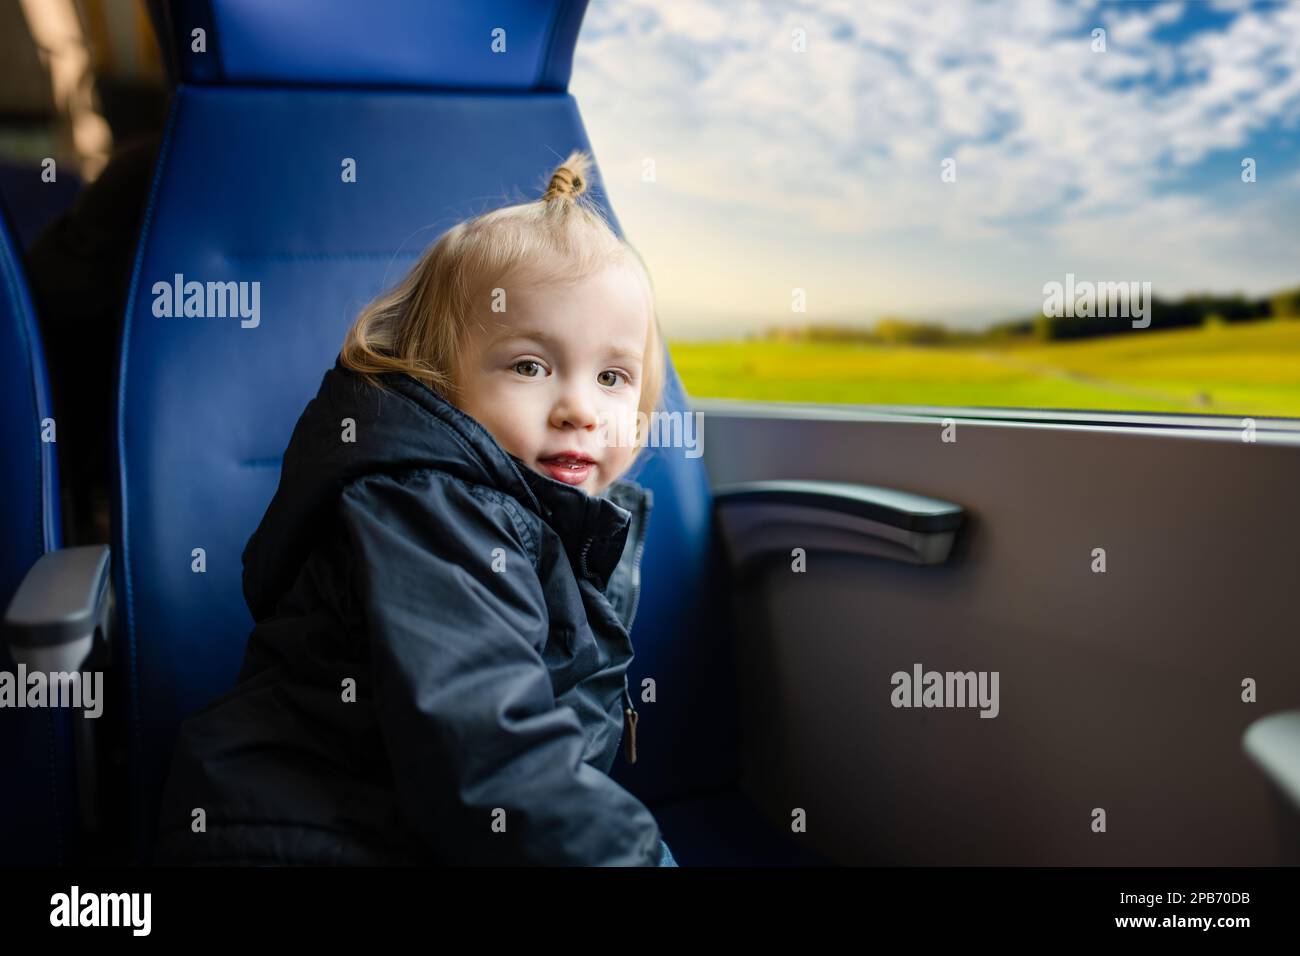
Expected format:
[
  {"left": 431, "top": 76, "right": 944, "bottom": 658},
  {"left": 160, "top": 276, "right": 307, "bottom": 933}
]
[
  {"left": 3, "top": 543, "right": 113, "bottom": 833},
  {"left": 1244, "top": 711, "right": 1300, "bottom": 813},
  {"left": 713, "top": 479, "right": 965, "bottom": 568},
  {"left": 4, "top": 544, "right": 111, "bottom": 674}
]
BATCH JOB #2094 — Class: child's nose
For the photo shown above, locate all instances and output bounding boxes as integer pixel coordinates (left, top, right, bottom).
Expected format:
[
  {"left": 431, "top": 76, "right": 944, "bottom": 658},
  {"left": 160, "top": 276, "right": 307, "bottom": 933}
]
[{"left": 550, "top": 381, "right": 600, "bottom": 430}]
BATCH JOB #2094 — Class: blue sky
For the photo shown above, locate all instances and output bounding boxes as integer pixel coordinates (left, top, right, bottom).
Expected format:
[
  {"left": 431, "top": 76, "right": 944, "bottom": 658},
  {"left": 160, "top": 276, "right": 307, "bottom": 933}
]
[{"left": 570, "top": 0, "right": 1300, "bottom": 337}]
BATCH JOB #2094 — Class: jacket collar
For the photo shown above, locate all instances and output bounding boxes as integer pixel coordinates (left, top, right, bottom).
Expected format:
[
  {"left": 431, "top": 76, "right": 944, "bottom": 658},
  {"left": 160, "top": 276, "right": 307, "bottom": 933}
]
[{"left": 380, "top": 365, "right": 647, "bottom": 592}]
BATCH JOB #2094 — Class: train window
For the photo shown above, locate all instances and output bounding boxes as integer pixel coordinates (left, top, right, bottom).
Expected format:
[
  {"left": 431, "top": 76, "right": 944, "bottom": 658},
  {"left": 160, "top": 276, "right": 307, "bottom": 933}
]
[{"left": 572, "top": 0, "right": 1300, "bottom": 419}]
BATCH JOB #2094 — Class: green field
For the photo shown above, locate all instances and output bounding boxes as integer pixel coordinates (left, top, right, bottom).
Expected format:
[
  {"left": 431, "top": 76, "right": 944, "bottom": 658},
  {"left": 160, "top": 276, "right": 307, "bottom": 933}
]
[{"left": 670, "top": 318, "right": 1300, "bottom": 418}]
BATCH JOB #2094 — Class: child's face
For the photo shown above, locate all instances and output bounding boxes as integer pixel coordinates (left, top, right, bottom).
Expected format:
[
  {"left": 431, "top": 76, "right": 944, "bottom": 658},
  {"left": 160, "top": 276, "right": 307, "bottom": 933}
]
[{"left": 453, "top": 265, "right": 649, "bottom": 497}]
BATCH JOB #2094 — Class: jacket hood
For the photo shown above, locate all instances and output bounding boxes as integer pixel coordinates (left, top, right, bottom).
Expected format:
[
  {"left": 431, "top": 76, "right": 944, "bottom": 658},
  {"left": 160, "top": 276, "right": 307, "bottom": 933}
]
[{"left": 242, "top": 357, "right": 648, "bottom": 621}]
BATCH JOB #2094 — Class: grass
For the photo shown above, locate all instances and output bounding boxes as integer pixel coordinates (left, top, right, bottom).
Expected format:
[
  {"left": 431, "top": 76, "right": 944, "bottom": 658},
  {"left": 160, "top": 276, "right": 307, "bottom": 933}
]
[{"left": 669, "top": 318, "right": 1300, "bottom": 418}]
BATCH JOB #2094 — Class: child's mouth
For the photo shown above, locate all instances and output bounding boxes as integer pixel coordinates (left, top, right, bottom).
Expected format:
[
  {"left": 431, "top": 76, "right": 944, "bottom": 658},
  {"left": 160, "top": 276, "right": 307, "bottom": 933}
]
[{"left": 538, "top": 454, "right": 595, "bottom": 486}]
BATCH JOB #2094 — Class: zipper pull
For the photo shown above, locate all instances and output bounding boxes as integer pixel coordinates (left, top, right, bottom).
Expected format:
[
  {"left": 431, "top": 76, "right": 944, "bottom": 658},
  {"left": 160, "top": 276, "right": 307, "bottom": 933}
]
[{"left": 622, "top": 685, "right": 638, "bottom": 764}]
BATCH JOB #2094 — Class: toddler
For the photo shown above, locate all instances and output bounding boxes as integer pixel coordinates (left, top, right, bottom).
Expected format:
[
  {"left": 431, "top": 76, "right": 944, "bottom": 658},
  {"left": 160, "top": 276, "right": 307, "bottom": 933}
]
[{"left": 155, "top": 151, "right": 678, "bottom": 866}]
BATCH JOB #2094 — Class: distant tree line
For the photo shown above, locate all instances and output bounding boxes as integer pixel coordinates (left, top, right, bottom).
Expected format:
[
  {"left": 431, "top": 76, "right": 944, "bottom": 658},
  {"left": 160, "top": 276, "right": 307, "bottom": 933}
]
[{"left": 757, "top": 286, "right": 1300, "bottom": 345}]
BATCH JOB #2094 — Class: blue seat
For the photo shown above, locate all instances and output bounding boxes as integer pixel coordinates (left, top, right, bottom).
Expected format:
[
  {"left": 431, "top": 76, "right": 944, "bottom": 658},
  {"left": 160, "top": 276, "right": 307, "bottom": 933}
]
[
  {"left": 118, "top": 0, "right": 814, "bottom": 865},
  {"left": 0, "top": 203, "right": 78, "bottom": 865}
]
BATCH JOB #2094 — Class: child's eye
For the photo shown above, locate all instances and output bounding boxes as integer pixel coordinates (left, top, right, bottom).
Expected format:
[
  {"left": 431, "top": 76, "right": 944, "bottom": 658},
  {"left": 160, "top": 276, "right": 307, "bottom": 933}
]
[
  {"left": 598, "top": 370, "right": 626, "bottom": 387},
  {"left": 513, "top": 360, "right": 544, "bottom": 378}
]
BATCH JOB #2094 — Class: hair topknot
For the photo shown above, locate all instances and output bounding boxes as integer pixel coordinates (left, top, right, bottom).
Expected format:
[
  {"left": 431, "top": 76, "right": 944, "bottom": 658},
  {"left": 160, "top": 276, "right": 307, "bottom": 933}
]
[{"left": 542, "top": 150, "right": 590, "bottom": 203}]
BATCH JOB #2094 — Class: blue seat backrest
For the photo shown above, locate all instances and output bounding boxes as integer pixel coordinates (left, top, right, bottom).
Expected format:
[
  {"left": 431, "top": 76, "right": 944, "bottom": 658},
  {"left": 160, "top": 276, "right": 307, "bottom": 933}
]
[
  {"left": 0, "top": 206, "right": 60, "bottom": 605},
  {"left": 0, "top": 203, "right": 76, "bottom": 864},
  {"left": 117, "top": 0, "right": 741, "bottom": 861}
]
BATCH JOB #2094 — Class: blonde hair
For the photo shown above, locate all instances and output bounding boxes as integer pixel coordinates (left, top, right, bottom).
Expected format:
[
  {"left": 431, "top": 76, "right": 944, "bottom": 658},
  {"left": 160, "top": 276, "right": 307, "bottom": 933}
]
[{"left": 340, "top": 150, "right": 665, "bottom": 450}]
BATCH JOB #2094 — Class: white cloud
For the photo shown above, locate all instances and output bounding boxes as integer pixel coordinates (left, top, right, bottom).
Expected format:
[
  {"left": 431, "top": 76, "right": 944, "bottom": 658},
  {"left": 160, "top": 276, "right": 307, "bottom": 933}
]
[{"left": 571, "top": 0, "right": 1300, "bottom": 328}]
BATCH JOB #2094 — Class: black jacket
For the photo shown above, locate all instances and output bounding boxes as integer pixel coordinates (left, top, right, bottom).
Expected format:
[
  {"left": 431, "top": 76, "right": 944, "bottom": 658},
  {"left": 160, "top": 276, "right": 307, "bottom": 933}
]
[{"left": 153, "top": 358, "right": 664, "bottom": 865}]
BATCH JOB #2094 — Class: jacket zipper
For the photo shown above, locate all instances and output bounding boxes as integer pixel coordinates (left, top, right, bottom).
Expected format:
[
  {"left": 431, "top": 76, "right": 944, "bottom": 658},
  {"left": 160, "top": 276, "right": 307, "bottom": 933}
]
[
  {"left": 620, "top": 492, "right": 651, "bottom": 765},
  {"left": 578, "top": 489, "right": 652, "bottom": 766},
  {"left": 622, "top": 682, "right": 638, "bottom": 765},
  {"left": 624, "top": 496, "right": 650, "bottom": 633},
  {"left": 577, "top": 535, "right": 594, "bottom": 581},
  {"left": 581, "top": 533, "right": 637, "bottom": 763}
]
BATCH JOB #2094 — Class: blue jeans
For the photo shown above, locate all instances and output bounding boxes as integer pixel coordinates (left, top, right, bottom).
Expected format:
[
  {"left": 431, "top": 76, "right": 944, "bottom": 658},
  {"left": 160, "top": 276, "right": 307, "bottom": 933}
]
[{"left": 658, "top": 838, "right": 678, "bottom": 867}]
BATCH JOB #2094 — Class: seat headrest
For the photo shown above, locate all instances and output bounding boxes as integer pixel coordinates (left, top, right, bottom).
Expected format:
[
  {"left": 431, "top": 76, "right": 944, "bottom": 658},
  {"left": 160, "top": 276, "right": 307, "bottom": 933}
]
[{"left": 162, "top": 0, "right": 587, "bottom": 90}]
